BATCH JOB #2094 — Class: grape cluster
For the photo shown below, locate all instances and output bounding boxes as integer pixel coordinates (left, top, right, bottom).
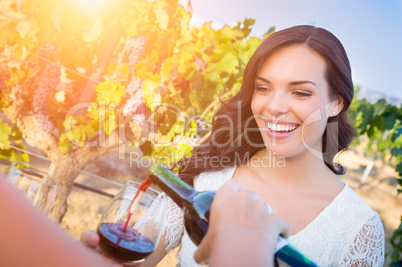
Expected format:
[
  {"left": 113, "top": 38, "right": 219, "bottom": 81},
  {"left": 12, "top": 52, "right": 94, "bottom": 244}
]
[
  {"left": 125, "top": 77, "right": 143, "bottom": 95},
  {"left": 23, "top": 59, "right": 35, "bottom": 70},
  {"left": 38, "top": 63, "right": 61, "bottom": 90},
  {"left": 123, "top": 78, "right": 145, "bottom": 116},
  {"left": 37, "top": 43, "right": 58, "bottom": 60},
  {"left": 0, "top": 65, "right": 10, "bottom": 91},
  {"left": 31, "top": 43, "right": 61, "bottom": 133},
  {"left": 123, "top": 77, "right": 148, "bottom": 137},
  {"left": 123, "top": 90, "right": 146, "bottom": 116},
  {"left": 33, "top": 113, "right": 54, "bottom": 133},
  {"left": 125, "top": 35, "right": 147, "bottom": 73}
]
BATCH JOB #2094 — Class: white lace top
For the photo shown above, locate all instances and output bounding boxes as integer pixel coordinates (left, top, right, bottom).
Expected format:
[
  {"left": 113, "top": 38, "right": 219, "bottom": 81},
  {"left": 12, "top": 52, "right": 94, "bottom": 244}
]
[{"left": 151, "top": 167, "right": 384, "bottom": 267}]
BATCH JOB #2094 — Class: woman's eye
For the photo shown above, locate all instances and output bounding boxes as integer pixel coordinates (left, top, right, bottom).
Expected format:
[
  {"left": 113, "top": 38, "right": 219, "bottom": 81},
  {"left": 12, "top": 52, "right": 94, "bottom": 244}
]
[
  {"left": 293, "top": 91, "right": 312, "bottom": 98},
  {"left": 255, "top": 86, "right": 271, "bottom": 93}
]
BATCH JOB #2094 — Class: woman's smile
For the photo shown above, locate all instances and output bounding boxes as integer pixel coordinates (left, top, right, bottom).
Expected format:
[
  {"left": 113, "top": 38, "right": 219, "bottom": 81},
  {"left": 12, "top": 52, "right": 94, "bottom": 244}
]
[{"left": 264, "top": 119, "right": 300, "bottom": 140}]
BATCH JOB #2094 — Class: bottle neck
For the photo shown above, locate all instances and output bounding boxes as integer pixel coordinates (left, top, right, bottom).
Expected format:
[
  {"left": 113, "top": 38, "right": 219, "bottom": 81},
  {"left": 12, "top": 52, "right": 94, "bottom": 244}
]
[{"left": 150, "top": 165, "right": 197, "bottom": 208}]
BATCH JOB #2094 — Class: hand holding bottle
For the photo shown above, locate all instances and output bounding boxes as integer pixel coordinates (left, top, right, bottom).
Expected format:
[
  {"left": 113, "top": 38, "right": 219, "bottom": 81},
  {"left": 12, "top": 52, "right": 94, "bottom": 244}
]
[{"left": 193, "top": 180, "right": 289, "bottom": 266}]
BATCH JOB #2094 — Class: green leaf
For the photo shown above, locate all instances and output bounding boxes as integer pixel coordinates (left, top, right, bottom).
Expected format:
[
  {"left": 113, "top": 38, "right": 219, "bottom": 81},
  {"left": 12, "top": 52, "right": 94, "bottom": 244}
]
[
  {"left": 216, "top": 53, "right": 238, "bottom": 74},
  {"left": 219, "top": 25, "right": 244, "bottom": 42},
  {"left": 21, "top": 152, "right": 29, "bottom": 163},
  {"left": 118, "top": 63, "right": 130, "bottom": 79},
  {"left": 396, "top": 164, "right": 402, "bottom": 177},
  {"left": 105, "top": 115, "right": 117, "bottom": 136},
  {"left": 160, "top": 57, "right": 177, "bottom": 79},
  {"left": 0, "top": 121, "right": 12, "bottom": 149},
  {"left": 367, "top": 125, "right": 375, "bottom": 138},
  {"left": 10, "top": 150, "right": 22, "bottom": 163},
  {"left": 372, "top": 116, "right": 385, "bottom": 131},
  {"left": 383, "top": 114, "right": 397, "bottom": 130},
  {"left": 143, "top": 76, "right": 161, "bottom": 109},
  {"left": 59, "top": 142, "right": 70, "bottom": 154},
  {"left": 392, "top": 128, "right": 402, "bottom": 142},
  {"left": 242, "top": 18, "right": 255, "bottom": 33},
  {"left": 59, "top": 134, "right": 72, "bottom": 154},
  {"left": 391, "top": 147, "right": 402, "bottom": 157},
  {"left": 373, "top": 99, "right": 386, "bottom": 114},
  {"left": 263, "top": 26, "right": 276, "bottom": 38},
  {"left": 96, "top": 81, "right": 125, "bottom": 106}
]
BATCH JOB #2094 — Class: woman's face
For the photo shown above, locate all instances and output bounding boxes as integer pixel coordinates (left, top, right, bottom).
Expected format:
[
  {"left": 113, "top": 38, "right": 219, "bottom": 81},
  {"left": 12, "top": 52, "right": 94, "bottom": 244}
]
[{"left": 251, "top": 45, "right": 341, "bottom": 159}]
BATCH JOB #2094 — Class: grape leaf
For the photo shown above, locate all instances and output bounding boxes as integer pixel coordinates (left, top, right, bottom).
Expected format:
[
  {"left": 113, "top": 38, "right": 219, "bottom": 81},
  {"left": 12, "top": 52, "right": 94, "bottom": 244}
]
[
  {"left": 96, "top": 81, "right": 125, "bottom": 106},
  {"left": 105, "top": 115, "right": 117, "bottom": 136},
  {"left": 217, "top": 53, "right": 238, "bottom": 74},
  {"left": 0, "top": 121, "right": 12, "bottom": 149}
]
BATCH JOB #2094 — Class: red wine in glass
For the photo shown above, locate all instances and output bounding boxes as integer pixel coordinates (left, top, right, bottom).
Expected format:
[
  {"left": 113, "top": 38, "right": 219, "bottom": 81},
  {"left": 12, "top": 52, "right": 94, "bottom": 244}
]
[
  {"left": 98, "top": 222, "right": 155, "bottom": 262},
  {"left": 97, "top": 178, "right": 158, "bottom": 263}
]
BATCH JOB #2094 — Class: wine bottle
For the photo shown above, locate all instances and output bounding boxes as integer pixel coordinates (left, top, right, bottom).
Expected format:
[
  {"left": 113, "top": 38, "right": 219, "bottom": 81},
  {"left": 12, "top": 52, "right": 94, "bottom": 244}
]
[{"left": 149, "top": 165, "right": 318, "bottom": 267}]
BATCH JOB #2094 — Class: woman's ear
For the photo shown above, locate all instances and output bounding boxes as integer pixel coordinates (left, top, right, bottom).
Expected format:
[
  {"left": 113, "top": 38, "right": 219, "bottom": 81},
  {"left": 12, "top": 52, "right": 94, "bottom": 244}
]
[{"left": 329, "top": 98, "right": 344, "bottom": 117}]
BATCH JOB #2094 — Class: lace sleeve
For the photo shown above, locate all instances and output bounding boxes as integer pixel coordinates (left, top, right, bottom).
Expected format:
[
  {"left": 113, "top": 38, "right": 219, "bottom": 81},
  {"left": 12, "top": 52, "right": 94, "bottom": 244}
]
[
  {"left": 340, "top": 214, "right": 385, "bottom": 266},
  {"left": 135, "top": 192, "right": 184, "bottom": 253},
  {"left": 162, "top": 193, "right": 185, "bottom": 252}
]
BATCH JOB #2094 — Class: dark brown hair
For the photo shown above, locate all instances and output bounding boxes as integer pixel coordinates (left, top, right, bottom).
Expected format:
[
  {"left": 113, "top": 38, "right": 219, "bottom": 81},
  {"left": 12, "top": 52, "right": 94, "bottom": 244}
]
[{"left": 175, "top": 25, "right": 356, "bottom": 186}]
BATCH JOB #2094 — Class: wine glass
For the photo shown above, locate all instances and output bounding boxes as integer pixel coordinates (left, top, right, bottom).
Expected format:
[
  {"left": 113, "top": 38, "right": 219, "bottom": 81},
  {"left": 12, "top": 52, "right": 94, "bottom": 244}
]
[
  {"left": 3, "top": 161, "right": 57, "bottom": 214},
  {"left": 97, "top": 180, "right": 167, "bottom": 265}
]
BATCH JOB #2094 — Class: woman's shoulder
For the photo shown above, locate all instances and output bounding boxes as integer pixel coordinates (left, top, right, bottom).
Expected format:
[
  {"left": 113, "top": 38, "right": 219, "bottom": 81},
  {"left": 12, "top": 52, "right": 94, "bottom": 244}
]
[
  {"left": 321, "top": 182, "right": 383, "bottom": 240},
  {"left": 341, "top": 183, "right": 379, "bottom": 218},
  {"left": 193, "top": 166, "right": 236, "bottom": 191},
  {"left": 289, "top": 182, "right": 384, "bottom": 266}
]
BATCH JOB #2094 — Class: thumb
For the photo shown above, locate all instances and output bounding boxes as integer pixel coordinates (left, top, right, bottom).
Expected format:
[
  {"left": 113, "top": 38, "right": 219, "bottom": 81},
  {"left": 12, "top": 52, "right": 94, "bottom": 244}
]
[
  {"left": 80, "top": 230, "right": 100, "bottom": 248},
  {"left": 193, "top": 237, "right": 211, "bottom": 265},
  {"left": 277, "top": 217, "right": 290, "bottom": 239}
]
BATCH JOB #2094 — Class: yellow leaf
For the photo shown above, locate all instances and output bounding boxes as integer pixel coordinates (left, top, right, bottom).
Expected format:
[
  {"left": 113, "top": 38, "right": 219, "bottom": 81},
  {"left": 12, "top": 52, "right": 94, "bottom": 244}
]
[
  {"left": 118, "top": 63, "right": 130, "bottom": 78},
  {"left": 96, "top": 81, "right": 125, "bottom": 105},
  {"left": 105, "top": 115, "right": 116, "bottom": 135}
]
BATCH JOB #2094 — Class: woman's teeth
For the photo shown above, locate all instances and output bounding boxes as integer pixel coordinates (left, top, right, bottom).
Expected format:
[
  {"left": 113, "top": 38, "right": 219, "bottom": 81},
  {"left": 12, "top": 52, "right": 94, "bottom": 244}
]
[{"left": 267, "top": 122, "right": 297, "bottom": 132}]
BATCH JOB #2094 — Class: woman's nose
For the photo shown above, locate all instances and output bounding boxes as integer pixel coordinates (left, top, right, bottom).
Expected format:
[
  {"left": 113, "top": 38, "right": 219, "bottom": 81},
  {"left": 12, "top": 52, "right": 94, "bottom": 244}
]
[{"left": 267, "top": 92, "right": 289, "bottom": 116}]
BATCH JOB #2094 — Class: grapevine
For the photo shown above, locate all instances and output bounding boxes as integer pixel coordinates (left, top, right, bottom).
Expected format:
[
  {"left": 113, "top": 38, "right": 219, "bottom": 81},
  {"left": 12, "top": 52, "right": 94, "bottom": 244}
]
[{"left": 349, "top": 90, "right": 402, "bottom": 265}]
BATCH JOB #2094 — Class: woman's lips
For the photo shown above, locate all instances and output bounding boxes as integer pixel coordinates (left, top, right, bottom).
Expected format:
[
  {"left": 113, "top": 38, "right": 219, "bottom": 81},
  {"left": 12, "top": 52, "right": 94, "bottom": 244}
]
[{"left": 264, "top": 120, "right": 300, "bottom": 140}]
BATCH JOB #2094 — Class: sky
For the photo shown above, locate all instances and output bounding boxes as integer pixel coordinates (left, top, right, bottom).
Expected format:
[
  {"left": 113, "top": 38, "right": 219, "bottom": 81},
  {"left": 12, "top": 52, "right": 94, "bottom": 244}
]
[{"left": 187, "top": 0, "right": 402, "bottom": 100}]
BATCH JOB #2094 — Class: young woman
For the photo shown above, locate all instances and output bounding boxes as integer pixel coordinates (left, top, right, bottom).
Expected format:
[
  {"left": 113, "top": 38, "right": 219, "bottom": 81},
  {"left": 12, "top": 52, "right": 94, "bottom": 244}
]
[{"left": 84, "top": 25, "right": 385, "bottom": 266}]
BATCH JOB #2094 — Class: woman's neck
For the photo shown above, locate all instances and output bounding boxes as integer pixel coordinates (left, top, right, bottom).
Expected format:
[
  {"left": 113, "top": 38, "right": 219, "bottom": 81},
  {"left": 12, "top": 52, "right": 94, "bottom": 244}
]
[{"left": 249, "top": 148, "right": 337, "bottom": 190}]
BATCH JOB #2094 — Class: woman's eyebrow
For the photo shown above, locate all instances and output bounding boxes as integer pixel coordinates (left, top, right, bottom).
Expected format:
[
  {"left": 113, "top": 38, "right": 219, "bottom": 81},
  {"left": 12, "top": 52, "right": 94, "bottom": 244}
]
[
  {"left": 255, "top": 76, "right": 271, "bottom": 84},
  {"left": 256, "top": 76, "right": 316, "bottom": 87},
  {"left": 290, "top": 80, "right": 317, "bottom": 87}
]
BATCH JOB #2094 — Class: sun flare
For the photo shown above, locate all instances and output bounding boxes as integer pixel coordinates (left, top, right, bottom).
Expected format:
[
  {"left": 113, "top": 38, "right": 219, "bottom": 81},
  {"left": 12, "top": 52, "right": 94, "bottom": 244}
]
[{"left": 72, "top": 0, "right": 110, "bottom": 10}]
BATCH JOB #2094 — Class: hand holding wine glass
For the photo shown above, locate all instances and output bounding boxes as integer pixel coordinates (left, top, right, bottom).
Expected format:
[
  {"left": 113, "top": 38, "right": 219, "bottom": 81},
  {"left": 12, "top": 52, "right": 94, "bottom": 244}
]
[{"left": 94, "top": 180, "right": 166, "bottom": 266}]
